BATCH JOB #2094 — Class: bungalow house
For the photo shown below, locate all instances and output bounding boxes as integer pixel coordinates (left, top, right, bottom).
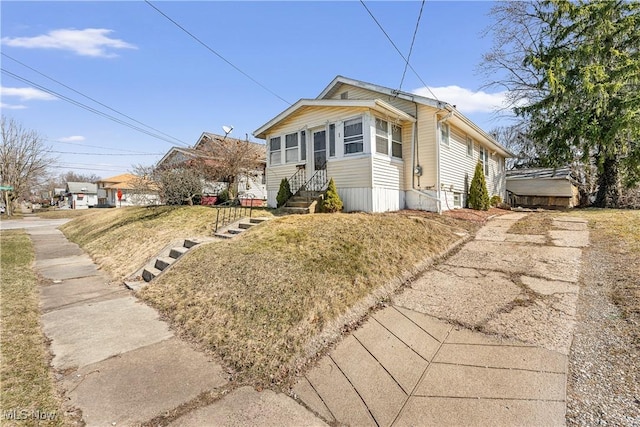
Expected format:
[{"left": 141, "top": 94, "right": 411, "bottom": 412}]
[
  {"left": 253, "top": 76, "right": 512, "bottom": 212},
  {"left": 96, "top": 173, "right": 159, "bottom": 207},
  {"left": 65, "top": 182, "right": 98, "bottom": 209},
  {"left": 506, "top": 167, "right": 579, "bottom": 208},
  {"left": 157, "top": 132, "right": 267, "bottom": 204}
]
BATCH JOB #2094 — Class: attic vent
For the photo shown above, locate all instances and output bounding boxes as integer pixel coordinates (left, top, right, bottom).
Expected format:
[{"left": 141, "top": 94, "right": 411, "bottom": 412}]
[{"left": 340, "top": 91, "right": 348, "bottom": 100}]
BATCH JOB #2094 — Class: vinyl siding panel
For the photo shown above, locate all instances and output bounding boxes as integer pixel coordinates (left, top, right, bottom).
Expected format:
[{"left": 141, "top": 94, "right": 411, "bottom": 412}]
[
  {"left": 372, "top": 187, "right": 405, "bottom": 212},
  {"left": 266, "top": 164, "right": 297, "bottom": 207},
  {"left": 327, "top": 156, "right": 371, "bottom": 188},
  {"left": 415, "top": 105, "right": 438, "bottom": 189},
  {"left": 372, "top": 155, "right": 403, "bottom": 189},
  {"left": 267, "top": 106, "right": 369, "bottom": 138},
  {"left": 328, "top": 84, "right": 417, "bottom": 116},
  {"left": 506, "top": 179, "right": 574, "bottom": 197}
]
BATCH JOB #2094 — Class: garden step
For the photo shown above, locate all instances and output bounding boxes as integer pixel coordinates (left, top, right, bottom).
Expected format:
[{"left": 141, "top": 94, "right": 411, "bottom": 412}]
[
  {"left": 282, "top": 207, "right": 310, "bottom": 215},
  {"left": 154, "top": 257, "right": 174, "bottom": 271},
  {"left": 227, "top": 228, "right": 244, "bottom": 235},
  {"left": 142, "top": 266, "right": 162, "bottom": 282},
  {"left": 169, "top": 246, "right": 189, "bottom": 259},
  {"left": 286, "top": 200, "right": 313, "bottom": 208},
  {"left": 238, "top": 222, "right": 255, "bottom": 230},
  {"left": 183, "top": 239, "right": 200, "bottom": 249},
  {"left": 214, "top": 232, "right": 234, "bottom": 239},
  {"left": 249, "top": 217, "right": 270, "bottom": 224}
]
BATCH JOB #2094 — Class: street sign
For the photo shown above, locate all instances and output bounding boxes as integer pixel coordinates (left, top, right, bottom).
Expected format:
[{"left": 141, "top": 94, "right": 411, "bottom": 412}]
[{"left": 0, "top": 186, "right": 14, "bottom": 191}]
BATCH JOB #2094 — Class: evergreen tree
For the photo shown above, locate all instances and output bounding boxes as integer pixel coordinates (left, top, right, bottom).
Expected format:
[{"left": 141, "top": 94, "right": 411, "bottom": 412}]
[
  {"left": 321, "top": 178, "right": 343, "bottom": 213},
  {"left": 276, "top": 178, "right": 292, "bottom": 208},
  {"left": 468, "top": 162, "right": 490, "bottom": 211}
]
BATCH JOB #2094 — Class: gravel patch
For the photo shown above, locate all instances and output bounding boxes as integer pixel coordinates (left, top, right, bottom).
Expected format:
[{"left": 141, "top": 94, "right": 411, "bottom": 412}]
[{"left": 566, "top": 232, "right": 640, "bottom": 426}]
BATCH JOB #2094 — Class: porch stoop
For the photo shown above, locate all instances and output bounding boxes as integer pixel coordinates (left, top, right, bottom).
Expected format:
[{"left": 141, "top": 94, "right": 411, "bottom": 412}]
[{"left": 282, "top": 191, "right": 324, "bottom": 215}]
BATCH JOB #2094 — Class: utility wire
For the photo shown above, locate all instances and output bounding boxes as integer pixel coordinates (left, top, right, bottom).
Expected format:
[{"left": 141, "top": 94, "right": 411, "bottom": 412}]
[
  {"left": 399, "top": 0, "right": 425, "bottom": 92},
  {"left": 47, "top": 139, "right": 160, "bottom": 155},
  {"left": 145, "top": 0, "right": 291, "bottom": 106},
  {"left": 2, "top": 68, "right": 188, "bottom": 147},
  {"left": 359, "top": 0, "right": 439, "bottom": 102},
  {"left": 2, "top": 53, "right": 190, "bottom": 147},
  {"left": 50, "top": 151, "right": 163, "bottom": 156}
]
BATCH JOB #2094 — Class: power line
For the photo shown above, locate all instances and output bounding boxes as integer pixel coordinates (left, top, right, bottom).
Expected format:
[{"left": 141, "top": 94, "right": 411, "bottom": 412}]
[
  {"left": 47, "top": 139, "right": 160, "bottom": 154},
  {"left": 399, "top": 0, "right": 425, "bottom": 92},
  {"left": 50, "top": 151, "right": 163, "bottom": 156},
  {"left": 359, "top": 0, "right": 439, "bottom": 102},
  {"left": 2, "top": 68, "right": 189, "bottom": 147},
  {"left": 2, "top": 53, "right": 190, "bottom": 147},
  {"left": 144, "top": 0, "right": 291, "bottom": 106}
]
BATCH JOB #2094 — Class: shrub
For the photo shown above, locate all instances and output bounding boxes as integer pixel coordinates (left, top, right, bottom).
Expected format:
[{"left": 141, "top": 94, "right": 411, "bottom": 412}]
[
  {"left": 276, "top": 178, "right": 292, "bottom": 208},
  {"left": 321, "top": 178, "right": 343, "bottom": 213},
  {"left": 469, "top": 162, "right": 490, "bottom": 211},
  {"left": 490, "top": 195, "right": 502, "bottom": 207},
  {"left": 216, "top": 189, "right": 230, "bottom": 204}
]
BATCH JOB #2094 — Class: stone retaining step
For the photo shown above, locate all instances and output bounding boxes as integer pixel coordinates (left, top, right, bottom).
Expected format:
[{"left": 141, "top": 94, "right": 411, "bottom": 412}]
[
  {"left": 142, "top": 266, "right": 162, "bottom": 282},
  {"left": 154, "top": 257, "right": 174, "bottom": 271},
  {"left": 169, "top": 246, "right": 188, "bottom": 259}
]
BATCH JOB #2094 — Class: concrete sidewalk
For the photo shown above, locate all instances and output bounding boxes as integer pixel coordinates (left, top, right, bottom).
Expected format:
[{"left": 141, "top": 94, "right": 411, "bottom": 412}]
[
  {"left": 294, "top": 212, "right": 588, "bottom": 426},
  {"left": 25, "top": 222, "right": 324, "bottom": 427}
]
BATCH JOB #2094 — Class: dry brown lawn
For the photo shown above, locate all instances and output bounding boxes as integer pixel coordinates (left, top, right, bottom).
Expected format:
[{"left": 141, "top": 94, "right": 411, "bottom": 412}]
[
  {"left": 138, "top": 212, "right": 470, "bottom": 387},
  {"left": 60, "top": 206, "right": 272, "bottom": 281}
]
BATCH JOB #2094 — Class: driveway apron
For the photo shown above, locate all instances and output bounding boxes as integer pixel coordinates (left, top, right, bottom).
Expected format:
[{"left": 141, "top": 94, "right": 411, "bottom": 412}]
[{"left": 294, "top": 213, "right": 588, "bottom": 427}]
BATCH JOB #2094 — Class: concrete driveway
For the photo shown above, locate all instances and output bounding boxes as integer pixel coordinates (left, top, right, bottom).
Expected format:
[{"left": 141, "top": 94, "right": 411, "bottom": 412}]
[{"left": 294, "top": 212, "right": 588, "bottom": 426}]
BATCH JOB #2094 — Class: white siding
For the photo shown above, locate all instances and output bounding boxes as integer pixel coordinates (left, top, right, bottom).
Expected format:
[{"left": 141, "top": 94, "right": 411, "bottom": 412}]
[
  {"left": 415, "top": 105, "right": 438, "bottom": 190},
  {"left": 328, "top": 84, "right": 416, "bottom": 116},
  {"left": 405, "top": 189, "right": 439, "bottom": 212},
  {"left": 336, "top": 188, "right": 372, "bottom": 212},
  {"left": 266, "top": 164, "right": 297, "bottom": 207},
  {"left": 372, "top": 155, "right": 403, "bottom": 189},
  {"left": 506, "top": 179, "right": 574, "bottom": 197},
  {"left": 372, "top": 187, "right": 404, "bottom": 212},
  {"left": 327, "top": 156, "right": 371, "bottom": 188}
]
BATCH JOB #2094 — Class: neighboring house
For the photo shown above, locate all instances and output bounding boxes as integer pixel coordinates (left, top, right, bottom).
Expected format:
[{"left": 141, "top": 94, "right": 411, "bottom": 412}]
[
  {"left": 253, "top": 76, "right": 512, "bottom": 213},
  {"left": 65, "top": 182, "right": 98, "bottom": 209},
  {"left": 157, "top": 132, "right": 267, "bottom": 203},
  {"left": 506, "top": 167, "right": 579, "bottom": 208},
  {"left": 96, "top": 173, "right": 159, "bottom": 207}
]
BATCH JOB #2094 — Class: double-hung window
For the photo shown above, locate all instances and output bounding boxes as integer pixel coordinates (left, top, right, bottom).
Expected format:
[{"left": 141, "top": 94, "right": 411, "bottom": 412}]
[
  {"left": 440, "top": 123, "right": 450, "bottom": 146},
  {"left": 466, "top": 136, "right": 473, "bottom": 157},
  {"left": 375, "top": 118, "right": 388, "bottom": 155},
  {"left": 285, "top": 133, "right": 298, "bottom": 163},
  {"left": 344, "top": 117, "right": 363, "bottom": 154},
  {"left": 391, "top": 124, "right": 402, "bottom": 158},
  {"left": 479, "top": 146, "right": 489, "bottom": 176},
  {"left": 269, "top": 137, "right": 281, "bottom": 165}
]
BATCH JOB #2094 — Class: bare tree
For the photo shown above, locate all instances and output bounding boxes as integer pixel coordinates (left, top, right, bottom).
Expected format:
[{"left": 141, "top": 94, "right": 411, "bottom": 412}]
[
  {"left": 196, "top": 134, "right": 265, "bottom": 198},
  {"left": 0, "top": 116, "right": 54, "bottom": 216}
]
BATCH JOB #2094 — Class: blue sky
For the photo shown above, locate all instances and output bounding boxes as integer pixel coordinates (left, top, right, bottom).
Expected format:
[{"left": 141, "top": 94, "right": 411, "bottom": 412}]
[{"left": 1, "top": 1, "right": 510, "bottom": 179}]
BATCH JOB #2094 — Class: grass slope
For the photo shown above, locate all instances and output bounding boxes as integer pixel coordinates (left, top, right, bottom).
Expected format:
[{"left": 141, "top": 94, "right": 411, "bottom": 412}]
[
  {"left": 0, "top": 231, "right": 64, "bottom": 426},
  {"left": 60, "top": 206, "right": 270, "bottom": 281},
  {"left": 138, "top": 212, "right": 469, "bottom": 386}
]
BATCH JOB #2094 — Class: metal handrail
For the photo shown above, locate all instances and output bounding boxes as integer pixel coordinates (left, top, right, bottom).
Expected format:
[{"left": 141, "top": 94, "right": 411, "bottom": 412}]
[
  {"left": 303, "top": 164, "right": 328, "bottom": 193},
  {"left": 287, "top": 167, "right": 307, "bottom": 196},
  {"left": 213, "top": 198, "right": 255, "bottom": 233}
]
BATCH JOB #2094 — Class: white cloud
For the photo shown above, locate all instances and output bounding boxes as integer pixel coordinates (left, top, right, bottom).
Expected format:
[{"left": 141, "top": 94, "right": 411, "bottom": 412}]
[
  {"left": 58, "top": 135, "right": 86, "bottom": 142},
  {"left": 0, "top": 102, "right": 27, "bottom": 110},
  {"left": 1, "top": 86, "right": 56, "bottom": 101},
  {"left": 1, "top": 28, "right": 137, "bottom": 58},
  {"left": 413, "top": 85, "right": 508, "bottom": 114}
]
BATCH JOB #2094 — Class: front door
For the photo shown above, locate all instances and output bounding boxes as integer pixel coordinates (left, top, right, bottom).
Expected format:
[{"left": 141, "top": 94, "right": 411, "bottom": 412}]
[{"left": 313, "top": 129, "right": 326, "bottom": 171}]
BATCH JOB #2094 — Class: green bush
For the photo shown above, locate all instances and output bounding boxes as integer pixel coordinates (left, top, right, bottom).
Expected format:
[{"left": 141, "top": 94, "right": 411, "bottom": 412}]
[
  {"left": 490, "top": 195, "right": 502, "bottom": 207},
  {"left": 469, "top": 162, "right": 490, "bottom": 211},
  {"left": 216, "top": 189, "right": 230, "bottom": 204},
  {"left": 276, "top": 178, "right": 292, "bottom": 208},
  {"left": 321, "top": 178, "right": 343, "bottom": 213}
]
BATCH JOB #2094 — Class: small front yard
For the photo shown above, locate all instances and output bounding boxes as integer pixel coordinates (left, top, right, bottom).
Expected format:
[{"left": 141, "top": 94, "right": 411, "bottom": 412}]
[{"left": 0, "top": 231, "right": 65, "bottom": 426}]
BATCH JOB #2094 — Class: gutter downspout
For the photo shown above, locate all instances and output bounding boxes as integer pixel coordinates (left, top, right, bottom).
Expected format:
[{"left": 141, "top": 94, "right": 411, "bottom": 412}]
[
  {"left": 409, "top": 104, "right": 441, "bottom": 212},
  {"left": 434, "top": 109, "right": 453, "bottom": 214}
]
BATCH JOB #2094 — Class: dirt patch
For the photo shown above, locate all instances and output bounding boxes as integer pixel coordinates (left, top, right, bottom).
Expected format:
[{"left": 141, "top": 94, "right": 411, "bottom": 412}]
[{"left": 442, "top": 207, "right": 511, "bottom": 224}]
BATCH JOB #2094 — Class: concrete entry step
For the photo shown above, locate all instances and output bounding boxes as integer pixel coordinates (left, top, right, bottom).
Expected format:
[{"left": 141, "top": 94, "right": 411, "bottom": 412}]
[
  {"left": 183, "top": 239, "right": 200, "bottom": 249},
  {"left": 142, "top": 266, "right": 162, "bottom": 282},
  {"left": 154, "top": 257, "right": 174, "bottom": 271},
  {"left": 169, "top": 246, "right": 188, "bottom": 259},
  {"left": 238, "top": 222, "right": 255, "bottom": 230}
]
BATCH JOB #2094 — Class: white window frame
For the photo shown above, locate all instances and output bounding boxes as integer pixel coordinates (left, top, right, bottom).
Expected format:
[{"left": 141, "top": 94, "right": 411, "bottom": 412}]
[
  {"left": 374, "top": 117, "right": 403, "bottom": 159},
  {"left": 391, "top": 123, "right": 402, "bottom": 159},
  {"left": 453, "top": 192, "right": 461, "bottom": 208},
  {"left": 285, "top": 133, "right": 299, "bottom": 164},
  {"left": 479, "top": 146, "right": 489, "bottom": 176},
  {"left": 344, "top": 116, "right": 364, "bottom": 155},
  {"left": 329, "top": 124, "right": 336, "bottom": 158},
  {"left": 375, "top": 118, "right": 389, "bottom": 155},
  {"left": 300, "top": 130, "right": 306, "bottom": 161},
  {"left": 466, "top": 136, "right": 473, "bottom": 157},
  {"left": 440, "top": 122, "right": 450, "bottom": 146},
  {"left": 269, "top": 136, "right": 281, "bottom": 165}
]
